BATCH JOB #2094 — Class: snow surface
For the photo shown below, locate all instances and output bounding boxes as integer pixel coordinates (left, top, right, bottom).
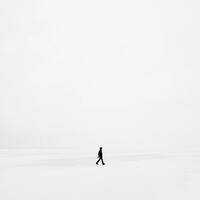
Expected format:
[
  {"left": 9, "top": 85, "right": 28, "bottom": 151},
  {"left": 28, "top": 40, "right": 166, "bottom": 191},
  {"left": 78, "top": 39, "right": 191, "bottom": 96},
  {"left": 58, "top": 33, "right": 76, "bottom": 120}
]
[{"left": 1, "top": 150, "right": 200, "bottom": 200}]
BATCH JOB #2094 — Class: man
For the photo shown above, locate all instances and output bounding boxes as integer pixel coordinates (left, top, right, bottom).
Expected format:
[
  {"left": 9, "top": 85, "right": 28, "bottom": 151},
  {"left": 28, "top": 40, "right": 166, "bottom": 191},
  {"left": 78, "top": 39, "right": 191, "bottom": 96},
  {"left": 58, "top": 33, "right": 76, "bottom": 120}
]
[{"left": 96, "top": 147, "right": 105, "bottom": 165}]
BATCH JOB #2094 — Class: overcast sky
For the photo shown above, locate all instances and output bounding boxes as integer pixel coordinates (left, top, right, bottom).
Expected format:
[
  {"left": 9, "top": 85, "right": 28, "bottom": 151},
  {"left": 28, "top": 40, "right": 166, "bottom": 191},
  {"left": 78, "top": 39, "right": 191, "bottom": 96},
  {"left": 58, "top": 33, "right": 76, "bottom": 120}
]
[{"left": 1, "top": 0, "right": 200, "bottom": 152}]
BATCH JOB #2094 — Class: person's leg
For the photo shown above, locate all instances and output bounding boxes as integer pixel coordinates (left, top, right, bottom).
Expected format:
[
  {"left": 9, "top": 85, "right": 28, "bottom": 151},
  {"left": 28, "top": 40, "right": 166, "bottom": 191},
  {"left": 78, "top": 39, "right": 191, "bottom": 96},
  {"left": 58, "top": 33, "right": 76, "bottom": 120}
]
[
  {"left": 96, "top": 158, "right": 101, "bottom": 164},
  {"left": 101, "top": 158, "right": 105, "bottom": 165}
]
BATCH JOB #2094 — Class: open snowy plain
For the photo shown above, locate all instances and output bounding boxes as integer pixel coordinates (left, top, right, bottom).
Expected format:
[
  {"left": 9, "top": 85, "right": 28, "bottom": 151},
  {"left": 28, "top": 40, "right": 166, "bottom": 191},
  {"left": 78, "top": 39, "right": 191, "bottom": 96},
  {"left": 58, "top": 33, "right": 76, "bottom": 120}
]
[{"left": 1, "top": 149, "right": 200, "bottom": 200}]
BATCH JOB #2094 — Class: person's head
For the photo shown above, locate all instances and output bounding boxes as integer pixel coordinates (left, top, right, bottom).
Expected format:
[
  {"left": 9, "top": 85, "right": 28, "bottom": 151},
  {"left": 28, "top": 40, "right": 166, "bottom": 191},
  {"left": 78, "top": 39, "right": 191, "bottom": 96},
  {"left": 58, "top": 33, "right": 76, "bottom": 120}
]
[{"left": 100, "top": 147, "right": 102, "bottom": 150}]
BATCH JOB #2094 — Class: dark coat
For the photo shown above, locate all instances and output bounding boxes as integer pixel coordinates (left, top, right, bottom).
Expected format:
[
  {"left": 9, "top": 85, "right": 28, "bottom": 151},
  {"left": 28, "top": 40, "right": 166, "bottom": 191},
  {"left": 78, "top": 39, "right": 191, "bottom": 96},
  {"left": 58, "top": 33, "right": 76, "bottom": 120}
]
[{"left": 98, "top": 150, "right": 103, "bottom": 158}]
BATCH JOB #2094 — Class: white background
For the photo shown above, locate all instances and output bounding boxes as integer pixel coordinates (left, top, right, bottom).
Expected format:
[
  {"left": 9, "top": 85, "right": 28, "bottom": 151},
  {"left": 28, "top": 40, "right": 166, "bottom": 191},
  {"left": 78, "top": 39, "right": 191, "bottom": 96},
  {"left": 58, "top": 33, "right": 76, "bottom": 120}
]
[{"left": 1, "top": 0, "right": 200, "bottom": 152}]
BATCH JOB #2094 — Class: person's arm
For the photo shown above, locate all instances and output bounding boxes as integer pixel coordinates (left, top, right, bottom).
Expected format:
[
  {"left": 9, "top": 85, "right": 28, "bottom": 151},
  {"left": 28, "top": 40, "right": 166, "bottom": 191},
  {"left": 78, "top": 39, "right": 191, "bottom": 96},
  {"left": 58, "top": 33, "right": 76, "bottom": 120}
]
[{"left": 98, "top": 151, "right": 102, "bottom": 158}]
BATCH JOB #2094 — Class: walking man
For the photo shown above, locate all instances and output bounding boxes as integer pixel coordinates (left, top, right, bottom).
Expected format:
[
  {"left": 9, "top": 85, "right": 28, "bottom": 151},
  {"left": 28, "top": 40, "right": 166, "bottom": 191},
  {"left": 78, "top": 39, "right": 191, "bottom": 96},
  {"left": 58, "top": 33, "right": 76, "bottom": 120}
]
[{"left": 96, "top": 147, "right": 105, "bottom": 165}]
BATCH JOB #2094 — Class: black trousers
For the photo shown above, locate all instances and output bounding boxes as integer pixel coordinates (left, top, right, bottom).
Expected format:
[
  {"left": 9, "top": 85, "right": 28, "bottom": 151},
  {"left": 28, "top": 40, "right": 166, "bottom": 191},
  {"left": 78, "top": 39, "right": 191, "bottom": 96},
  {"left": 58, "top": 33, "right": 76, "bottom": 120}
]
[{"left": 96, "top": 157, "right": 105, "bottom": 165}]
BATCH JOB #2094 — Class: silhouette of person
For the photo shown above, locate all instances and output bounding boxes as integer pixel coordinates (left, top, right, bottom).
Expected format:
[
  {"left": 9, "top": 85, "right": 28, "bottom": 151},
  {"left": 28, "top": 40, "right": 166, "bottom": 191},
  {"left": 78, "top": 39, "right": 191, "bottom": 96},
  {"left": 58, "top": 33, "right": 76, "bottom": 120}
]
[{"left": 96, "top": 147, "right": 105, "bottom": 165}]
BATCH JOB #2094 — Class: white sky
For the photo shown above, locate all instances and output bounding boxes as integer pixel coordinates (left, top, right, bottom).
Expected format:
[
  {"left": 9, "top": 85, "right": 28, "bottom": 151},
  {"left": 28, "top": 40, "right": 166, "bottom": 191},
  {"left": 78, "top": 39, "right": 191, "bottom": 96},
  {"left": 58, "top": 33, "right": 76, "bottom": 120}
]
[{"left": 1, "top": 0, "right": 200, "bottom": 152}]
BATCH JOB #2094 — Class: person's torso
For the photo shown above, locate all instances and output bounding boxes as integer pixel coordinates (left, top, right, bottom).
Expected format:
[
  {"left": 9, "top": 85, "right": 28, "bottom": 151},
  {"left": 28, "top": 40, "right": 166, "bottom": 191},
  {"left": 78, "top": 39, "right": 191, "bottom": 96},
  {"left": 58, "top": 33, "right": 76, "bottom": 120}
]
[{"left": 98, "top": 150, "right": 103, "bottom": 157}]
